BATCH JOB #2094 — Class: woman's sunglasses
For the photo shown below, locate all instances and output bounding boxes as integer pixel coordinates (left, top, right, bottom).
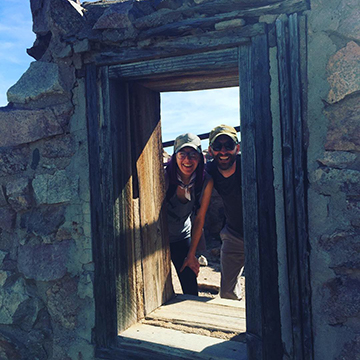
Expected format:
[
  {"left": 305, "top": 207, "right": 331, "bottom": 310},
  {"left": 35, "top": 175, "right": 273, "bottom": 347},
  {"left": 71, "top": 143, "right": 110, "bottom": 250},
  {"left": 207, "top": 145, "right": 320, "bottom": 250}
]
[{"left": 211, "top": 140, "right": 236, "bottom": 152}]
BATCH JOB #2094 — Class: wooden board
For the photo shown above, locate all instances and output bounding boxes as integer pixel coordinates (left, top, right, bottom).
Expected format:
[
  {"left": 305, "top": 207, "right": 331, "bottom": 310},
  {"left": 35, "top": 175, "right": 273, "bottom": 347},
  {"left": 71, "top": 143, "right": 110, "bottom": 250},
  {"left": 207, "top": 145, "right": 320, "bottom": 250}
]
[
  {"left": 129, "top": 83, "right": 174, "bottom": 315},
  {"left": 145, "top": 295, "right": 246, "bottom": 335}
]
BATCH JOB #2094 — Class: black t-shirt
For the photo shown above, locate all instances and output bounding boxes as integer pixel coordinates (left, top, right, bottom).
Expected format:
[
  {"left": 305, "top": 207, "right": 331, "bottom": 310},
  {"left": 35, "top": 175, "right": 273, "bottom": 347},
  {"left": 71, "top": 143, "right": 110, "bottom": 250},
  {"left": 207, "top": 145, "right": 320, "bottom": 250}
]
[{"left": 206, "top": 155, "right": 243, "bottom": 236}]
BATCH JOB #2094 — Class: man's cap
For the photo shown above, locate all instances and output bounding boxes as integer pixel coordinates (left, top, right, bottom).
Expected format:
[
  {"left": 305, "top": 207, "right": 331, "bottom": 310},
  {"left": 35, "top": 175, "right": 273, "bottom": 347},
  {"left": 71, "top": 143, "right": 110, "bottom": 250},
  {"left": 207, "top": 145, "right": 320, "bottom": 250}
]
[
  {"left": 174, "top": 133, "right": 202, "bottom": 154},
  {"left": 209, "top": 124, "right": 239, "bottom": 145}
]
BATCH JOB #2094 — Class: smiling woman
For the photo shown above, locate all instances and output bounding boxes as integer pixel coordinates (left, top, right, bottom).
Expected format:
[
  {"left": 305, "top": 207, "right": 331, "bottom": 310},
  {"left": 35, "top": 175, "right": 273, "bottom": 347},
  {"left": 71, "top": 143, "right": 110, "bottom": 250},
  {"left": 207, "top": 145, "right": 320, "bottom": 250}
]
[{"left": 0, "top": 1, "right": 35, "bottom": 106}]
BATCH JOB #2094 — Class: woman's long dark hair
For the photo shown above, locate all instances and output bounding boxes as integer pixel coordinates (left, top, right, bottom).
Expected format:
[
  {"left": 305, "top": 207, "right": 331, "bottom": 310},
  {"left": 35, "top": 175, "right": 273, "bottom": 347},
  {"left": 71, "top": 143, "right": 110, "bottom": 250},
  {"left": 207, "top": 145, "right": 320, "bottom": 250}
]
[{"left": 165, "top": 151, "right": 205, "bottom": 193}]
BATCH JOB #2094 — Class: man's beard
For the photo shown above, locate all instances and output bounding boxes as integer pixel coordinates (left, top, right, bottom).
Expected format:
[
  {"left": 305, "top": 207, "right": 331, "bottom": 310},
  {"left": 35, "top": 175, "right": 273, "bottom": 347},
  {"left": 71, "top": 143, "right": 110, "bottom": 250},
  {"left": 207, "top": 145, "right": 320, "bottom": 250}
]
[{"left": 214, "top": 152, "right": 237, "bottom": 170}]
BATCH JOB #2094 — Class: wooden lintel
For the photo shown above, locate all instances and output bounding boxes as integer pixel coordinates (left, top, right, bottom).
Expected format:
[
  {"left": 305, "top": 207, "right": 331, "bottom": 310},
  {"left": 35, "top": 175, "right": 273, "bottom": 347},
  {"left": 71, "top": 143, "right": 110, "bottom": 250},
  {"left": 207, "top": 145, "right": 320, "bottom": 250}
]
[
  {"left": 108, "top": 48, "right": 238, "bottom": 80},
  {"left": 95, "top": 23, "right": 261, "bottom": 66},
  {"left": 139, "top": 72, "right": 239, "bottom": 92}
]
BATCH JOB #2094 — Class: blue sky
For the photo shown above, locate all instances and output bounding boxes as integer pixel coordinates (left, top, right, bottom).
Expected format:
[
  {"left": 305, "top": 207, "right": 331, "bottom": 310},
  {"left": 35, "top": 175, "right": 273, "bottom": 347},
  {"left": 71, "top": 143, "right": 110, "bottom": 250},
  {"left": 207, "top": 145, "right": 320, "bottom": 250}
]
[{"left": 0, "top": 1, "right": 240, "bottom": 151}]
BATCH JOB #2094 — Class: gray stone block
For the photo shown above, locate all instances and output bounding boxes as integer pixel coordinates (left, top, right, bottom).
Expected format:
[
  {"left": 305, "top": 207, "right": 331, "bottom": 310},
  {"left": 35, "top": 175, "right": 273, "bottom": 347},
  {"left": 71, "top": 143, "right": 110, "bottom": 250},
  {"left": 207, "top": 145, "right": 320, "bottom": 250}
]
[
  {"left": 0, "top": 207, "right": 16, "bottom": 232},
  {"left": 0, "top": 146, "right": 31, "bottom": 176},
  {"left": 18, "top": 241, "right": 72, "bottom": 281},
  {"left": 7, "top": 62, "right": 69, "bottom": 107},
  {"left": 0, "top": 275, "right": 29, "bottom": 324},
  {"left": 20, "top": 205, "right": 66, "bottom": 237},
  {"left": 32, "top": 170, "right": 79, "bottom": 205},
  {"left": 6, "top": 177, "right": 32, "bottom": 212},
  {"left": 0, "top": 108, "right": 63, "bottom": 148}
]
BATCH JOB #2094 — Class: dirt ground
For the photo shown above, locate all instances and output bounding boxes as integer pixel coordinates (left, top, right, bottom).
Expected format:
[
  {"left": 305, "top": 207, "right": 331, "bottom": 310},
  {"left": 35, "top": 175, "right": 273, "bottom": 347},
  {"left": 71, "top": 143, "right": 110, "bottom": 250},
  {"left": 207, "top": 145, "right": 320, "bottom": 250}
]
[{"left": 171, "top": 235, "right": 245, "bottom": 299}]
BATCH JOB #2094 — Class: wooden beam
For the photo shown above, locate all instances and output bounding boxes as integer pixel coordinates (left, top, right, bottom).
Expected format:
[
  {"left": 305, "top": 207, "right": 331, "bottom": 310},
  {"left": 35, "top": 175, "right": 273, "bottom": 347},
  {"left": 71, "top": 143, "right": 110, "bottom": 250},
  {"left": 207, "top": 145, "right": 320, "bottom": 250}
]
[
  {"left": 96, "top": 24, "right": 265, "bottom": 66},
  {"left": 239, "top": 43, "right": 262, "bottom": 360},
  {"left": 108, "top": 48, "right": 239, "bottom": 80},
  {"left": 86, "top": 64, "right": 118, "bottom": 347},
  {"left": 276, "top": 16, "right": 304, "bottom": 360},
  {"left": 289, "top": 13, "right": 313, "bottom": 360},
  {"left": 252, "top": 32, "right": 282, "bottom": 360},
  {"left": 140, "top": 72, "right": 239, "bottom": 92}
]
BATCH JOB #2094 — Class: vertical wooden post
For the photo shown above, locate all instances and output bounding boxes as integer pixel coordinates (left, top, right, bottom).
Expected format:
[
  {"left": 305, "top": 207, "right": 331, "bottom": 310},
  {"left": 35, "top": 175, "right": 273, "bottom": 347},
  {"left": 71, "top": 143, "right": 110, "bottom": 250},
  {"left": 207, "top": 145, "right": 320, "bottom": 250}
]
[
  {"left": 239, "top": 43, "right": 262, "bottom": 360},
  {"left": 86, "top": 64, "right": 118, "bottom": 347},
  {"left": 276, "top": 14, "right": 313, "bottom": 360},
  {"left": 240, "top": 31, "right": 283, "bottom": 360}
]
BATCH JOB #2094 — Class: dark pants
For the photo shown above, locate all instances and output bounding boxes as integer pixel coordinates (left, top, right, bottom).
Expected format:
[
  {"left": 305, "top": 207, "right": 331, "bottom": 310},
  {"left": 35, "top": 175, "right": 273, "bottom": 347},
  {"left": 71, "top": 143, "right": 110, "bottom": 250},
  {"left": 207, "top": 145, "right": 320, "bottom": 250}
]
[{"left": 170, "top": 238, "right": 198, "bottom": 296}]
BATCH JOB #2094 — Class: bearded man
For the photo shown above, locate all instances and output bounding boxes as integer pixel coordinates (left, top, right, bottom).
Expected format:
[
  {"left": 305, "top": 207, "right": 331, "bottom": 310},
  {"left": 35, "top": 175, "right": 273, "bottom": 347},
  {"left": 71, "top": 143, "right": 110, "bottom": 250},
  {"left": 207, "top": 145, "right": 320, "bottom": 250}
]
[{"left": 206, "top": 124, "right": 244, "bottom": 300}]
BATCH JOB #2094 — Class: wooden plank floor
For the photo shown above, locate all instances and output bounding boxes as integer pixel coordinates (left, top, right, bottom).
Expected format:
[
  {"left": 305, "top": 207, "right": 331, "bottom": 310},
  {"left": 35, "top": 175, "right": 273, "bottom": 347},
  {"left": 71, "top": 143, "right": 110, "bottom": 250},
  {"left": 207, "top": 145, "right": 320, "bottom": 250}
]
[{"left": 118, "top": 294, "right": 247, "bottom": 360}]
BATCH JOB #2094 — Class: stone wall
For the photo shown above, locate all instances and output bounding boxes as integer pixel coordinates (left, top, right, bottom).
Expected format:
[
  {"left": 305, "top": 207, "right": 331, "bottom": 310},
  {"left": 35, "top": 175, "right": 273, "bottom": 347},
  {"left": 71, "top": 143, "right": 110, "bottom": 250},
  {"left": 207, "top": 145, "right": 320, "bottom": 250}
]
[
  {"left": 0, "top": 4, "right": 94, "bottom": 356},
  {"left": 307, "top": 0, "right": 360, "bottom": 358}
]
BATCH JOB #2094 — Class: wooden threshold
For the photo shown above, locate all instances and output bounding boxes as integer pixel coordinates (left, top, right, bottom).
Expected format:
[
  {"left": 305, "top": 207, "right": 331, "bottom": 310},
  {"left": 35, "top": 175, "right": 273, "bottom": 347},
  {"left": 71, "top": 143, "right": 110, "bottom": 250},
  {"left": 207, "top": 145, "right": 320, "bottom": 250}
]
[{"left": 116, "top": 294, "right": 247, "bottom": 360}]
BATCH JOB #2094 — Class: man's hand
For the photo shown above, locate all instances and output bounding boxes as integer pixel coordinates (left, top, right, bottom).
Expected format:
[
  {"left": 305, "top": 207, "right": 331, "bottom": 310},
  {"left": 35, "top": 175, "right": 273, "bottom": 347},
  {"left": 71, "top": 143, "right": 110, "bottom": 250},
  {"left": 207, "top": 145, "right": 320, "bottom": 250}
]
[{"left": 180, "top": 255, "right": 200, "bottom": 276}]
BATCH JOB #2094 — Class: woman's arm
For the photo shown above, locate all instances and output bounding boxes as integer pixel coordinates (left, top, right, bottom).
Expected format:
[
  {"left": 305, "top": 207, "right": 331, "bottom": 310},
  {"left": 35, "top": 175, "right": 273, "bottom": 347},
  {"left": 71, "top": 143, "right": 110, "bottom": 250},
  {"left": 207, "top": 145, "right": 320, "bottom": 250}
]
[{"left": 180, "top": 177, "right": 214, "bottom": 275}]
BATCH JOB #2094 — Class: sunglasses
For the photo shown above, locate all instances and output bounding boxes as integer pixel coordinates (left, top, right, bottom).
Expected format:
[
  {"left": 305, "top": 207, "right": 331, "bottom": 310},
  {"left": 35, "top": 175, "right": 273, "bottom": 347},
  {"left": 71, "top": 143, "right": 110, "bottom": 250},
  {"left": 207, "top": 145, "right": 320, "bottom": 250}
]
[
  {"left": 211, "top": 140, "right": 236, "bottom": 152},
  {"left": 176, "top": 151, "right": 199, "bottom": 160}
]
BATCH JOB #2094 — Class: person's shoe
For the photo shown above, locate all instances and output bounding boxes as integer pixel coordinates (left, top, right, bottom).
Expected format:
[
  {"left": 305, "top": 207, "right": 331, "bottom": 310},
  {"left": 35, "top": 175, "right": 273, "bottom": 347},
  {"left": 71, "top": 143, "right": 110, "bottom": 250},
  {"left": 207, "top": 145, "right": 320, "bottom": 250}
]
[{"left": 198, "top": 255, "right": 208, "bottom": 266}]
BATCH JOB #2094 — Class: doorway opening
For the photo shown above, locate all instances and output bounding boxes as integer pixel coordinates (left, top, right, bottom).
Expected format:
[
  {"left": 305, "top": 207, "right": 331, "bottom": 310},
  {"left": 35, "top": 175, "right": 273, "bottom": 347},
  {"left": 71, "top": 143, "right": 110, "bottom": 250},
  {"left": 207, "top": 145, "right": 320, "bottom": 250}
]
[{"left": 160, "top": 88, "right": 242, "bottom": 297}]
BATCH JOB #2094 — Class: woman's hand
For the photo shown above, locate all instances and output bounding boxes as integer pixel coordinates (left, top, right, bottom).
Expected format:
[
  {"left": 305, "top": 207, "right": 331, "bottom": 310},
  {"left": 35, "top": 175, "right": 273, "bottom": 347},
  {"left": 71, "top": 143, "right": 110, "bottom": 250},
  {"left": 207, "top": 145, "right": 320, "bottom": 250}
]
[{"left": 180, "top": 255, "right": 200, "bottom": 276}]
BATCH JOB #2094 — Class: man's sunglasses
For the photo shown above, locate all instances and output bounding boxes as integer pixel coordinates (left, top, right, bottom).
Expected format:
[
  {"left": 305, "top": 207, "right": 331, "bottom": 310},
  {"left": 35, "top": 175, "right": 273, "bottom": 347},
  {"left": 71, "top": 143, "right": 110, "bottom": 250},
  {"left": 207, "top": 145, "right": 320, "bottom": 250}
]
[{"left": 211, "top": 140, "right": 236, "bottom": 152}]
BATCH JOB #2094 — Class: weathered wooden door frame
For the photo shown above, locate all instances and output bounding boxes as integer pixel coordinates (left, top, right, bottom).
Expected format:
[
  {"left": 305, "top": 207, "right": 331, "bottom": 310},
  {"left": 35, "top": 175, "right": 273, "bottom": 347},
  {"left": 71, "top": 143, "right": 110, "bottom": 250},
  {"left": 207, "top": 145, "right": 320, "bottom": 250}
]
[{"left": 86, "top": 15, "right": 313, "bottom": 360}]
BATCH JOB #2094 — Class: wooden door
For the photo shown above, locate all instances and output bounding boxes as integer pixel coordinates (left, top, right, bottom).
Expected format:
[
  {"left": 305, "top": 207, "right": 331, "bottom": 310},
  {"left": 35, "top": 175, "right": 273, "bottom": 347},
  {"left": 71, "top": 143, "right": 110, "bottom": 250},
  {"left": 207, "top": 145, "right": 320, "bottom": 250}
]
[
  {"left": 86, "top": 67, "right": 173, "bottom": 347},
  {"left": 112, "top": 80, "right": 174, "bottom": 330},
  {"left": 127, "top": 82, "right": 174, "bottom": 317}
]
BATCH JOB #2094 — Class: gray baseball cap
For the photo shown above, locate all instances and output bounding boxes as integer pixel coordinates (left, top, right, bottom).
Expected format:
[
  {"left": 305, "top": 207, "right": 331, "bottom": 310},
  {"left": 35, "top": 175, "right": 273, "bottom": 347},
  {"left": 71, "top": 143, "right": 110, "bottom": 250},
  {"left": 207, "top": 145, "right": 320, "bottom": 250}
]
[{"left": 174, "top": 133, "right": 202, "bottom": 154}]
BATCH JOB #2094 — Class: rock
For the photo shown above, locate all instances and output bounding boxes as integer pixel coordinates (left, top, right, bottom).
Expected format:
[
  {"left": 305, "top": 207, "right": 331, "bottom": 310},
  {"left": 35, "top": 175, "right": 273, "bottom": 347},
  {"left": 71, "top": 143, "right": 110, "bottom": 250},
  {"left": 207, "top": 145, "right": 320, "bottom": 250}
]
[
  {"left": 27, "top": 32, "right": 52, "bottom": 61},
  {"left": 51, "top": 102, "right": 74, "bottom": 129},
  {"left": 30, "top": 0, "right": 51, "bottom": 35},
  {"left": 319, "top": 230, "right": 360, "bottom": 269},
  {"left": 73, "top": 39, "right": 90, "bottom": 54},
  {"left": 31, "top": 0, "right": 85, "bottom": 37},
  {"left": 337, "top": 4, "right": 360, "bottom": 42},
  {"left": 310, "top": 168, "right": 360, "bottom": 197},
  {"left": 325, "top": 95, "right": 360, "bottom": 151},
  {"left": 323, "top": 277, "right": 360, "bottom": 326},
  {"left": 13, "top": 297, "right": 43, "bottom": 332},
  {"left": 327, "top": 41, "right": 360, "bottom": 104},
  {"left": 18, "top": 241, "right": 72, "bottom": 281},
  {"left": 0, "top": 275, "right": 29, "bottom": 324},
  {"left": 0, "top": 208, "right": 16, "bottom": 232},
  {"left": 0, "top": 332, "right": 22, "bottom": 360},
  {"left": 7, "top": 62, "right": 70, "bottom": 108},
  {"left": 50, "top": 0, "right": 85, "bottom": 36},
  {"left": 198, "top": 255, "right": 208, "bottom": 266},
  {"left": 0, "top": 187, "right": 7, "bottom": 206},
  {"left": 32, "top": 170, "right": 79, "bottom": 205},
  {"left": 46, "top": 275, "right": 80, "bottom": 329},
  {"left": 0, "top": 146, "right": 31, "bottom": 176},
  {"left": 6, "top": 178, "right": 32, "bottom": 212},
  {"left": 0, "top": 108, "right": 63, "bottom": 148},
  {"left": 335, "top": 335, "right": 360, "bottom": 360},
  {"left": 317, "top": 151, "right": 357, "bottom": 169},
  {"left": 93, "top": 0, "right": 154, "bottom": 30},
  {"left": 20, "top": 205, "right": 66, "bottom": 237},
  {"left": 42, "top": 135, "right": 76, "bottom": 158}
]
